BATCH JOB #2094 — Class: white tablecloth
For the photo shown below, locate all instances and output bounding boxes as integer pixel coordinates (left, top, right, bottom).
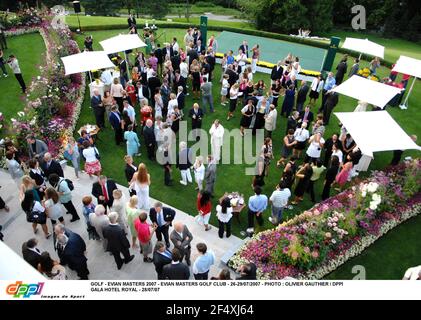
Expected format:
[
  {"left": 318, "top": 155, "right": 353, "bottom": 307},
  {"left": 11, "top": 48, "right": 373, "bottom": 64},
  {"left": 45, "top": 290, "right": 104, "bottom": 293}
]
[{"left": 89, "top": 81, "right": 105, "bottom": 97}]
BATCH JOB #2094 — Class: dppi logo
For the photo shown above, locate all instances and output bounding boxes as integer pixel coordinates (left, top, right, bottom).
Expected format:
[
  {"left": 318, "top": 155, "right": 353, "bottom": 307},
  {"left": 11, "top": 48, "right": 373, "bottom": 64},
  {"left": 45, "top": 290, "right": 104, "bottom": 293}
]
[{"left": 6, "top": 281, "right": 44, "bottom": 298}]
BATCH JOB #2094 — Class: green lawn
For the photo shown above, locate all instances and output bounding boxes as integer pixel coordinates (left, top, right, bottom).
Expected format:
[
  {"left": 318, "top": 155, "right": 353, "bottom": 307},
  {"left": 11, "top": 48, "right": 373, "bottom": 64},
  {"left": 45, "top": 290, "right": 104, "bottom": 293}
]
[
  {"left": 4, "top": 25, "right": 421, "bottom": 279},
  {"left": 0, "top": 32, "right": 45, "bottom": 124}
]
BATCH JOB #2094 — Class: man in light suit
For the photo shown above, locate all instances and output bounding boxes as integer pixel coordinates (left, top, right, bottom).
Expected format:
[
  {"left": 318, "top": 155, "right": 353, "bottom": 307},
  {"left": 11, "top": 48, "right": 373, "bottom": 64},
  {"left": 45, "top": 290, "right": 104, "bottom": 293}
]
[
  {"left": 204, "top": 155, "right": 217, "bottom": 197},
  {"left": 21, "top": 238, "right": 42, "bottom": 269},
  {"left": 170, "top": 222, "right": 193, "bottom": 266},
  {"left": 26, "top": 135, "right": 48, "bottom": 161},
  {"left": 149, "top": 202, "right": 176, "bottom": 249}
]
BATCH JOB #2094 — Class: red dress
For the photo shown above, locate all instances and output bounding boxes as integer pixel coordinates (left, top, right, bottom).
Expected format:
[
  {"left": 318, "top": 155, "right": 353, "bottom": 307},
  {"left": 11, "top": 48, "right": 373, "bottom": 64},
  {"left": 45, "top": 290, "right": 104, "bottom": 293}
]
[
  {"left": 126, "top": 84, "right": 137, "bottom": 106},
  {"left": 140, "top": 105, "right": 154, "bottom": 126}
]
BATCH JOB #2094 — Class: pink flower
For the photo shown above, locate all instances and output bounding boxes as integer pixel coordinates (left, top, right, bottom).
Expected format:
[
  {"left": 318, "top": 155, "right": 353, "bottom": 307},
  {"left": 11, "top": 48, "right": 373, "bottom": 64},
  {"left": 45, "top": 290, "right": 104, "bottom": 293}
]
[
  {"left": 304, "top": 247, "right": 310, "bottom": 253},
  {"left": 291, "top": 251, "right": 299, "bottom": 260},
  {"left": 311, "top": 251, "right": 319, "bottom": 258}
]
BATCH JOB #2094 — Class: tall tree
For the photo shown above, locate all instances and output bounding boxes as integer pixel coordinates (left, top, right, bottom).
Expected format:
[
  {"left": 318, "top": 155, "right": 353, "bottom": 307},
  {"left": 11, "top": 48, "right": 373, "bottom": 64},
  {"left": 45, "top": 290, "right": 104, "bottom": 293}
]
[{"left": 81, "top": 0, "right": 123, "bottom": 16}]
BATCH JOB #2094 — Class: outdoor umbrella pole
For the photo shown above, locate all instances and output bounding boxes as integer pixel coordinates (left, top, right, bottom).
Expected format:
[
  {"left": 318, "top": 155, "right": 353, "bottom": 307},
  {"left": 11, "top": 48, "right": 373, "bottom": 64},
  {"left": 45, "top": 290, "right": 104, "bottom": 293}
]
[
  {"left": 89, "top": 71, "right": 92, "bottom": 83},
  {"left": 400, "top": 76, "right": 417, "bottom": 109},
  {"left": 124, "top": 51, "right": 130, "bottom": 79}
]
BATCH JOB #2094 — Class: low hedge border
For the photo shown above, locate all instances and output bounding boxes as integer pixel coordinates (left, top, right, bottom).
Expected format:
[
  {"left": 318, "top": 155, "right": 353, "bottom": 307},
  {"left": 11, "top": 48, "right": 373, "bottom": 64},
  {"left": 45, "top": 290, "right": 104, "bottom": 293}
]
[{"left": 68, "top": 21, "right": 394, "bottom": 68}]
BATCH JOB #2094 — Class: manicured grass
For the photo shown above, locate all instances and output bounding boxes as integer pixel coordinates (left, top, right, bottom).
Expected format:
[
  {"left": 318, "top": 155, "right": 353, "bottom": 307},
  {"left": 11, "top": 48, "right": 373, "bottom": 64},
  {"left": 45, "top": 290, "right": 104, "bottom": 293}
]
[
  {"left": 73, "top": 30, "right": 421, "bottom": 241},
  {"left": 0, "top": 32, "right": 45, "bottom": 125}
]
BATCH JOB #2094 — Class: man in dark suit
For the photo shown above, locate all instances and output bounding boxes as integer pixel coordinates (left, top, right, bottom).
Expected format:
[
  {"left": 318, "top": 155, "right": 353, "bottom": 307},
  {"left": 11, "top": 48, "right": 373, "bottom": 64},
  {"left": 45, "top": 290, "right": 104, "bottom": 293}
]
[
  {"left": 299, "top": 105, "right": 314, "bottom": 125},
  {"left": 92, "top": 175, "right": 118, "bottom": 209},
  {"left": 173, "top": 71, "right": 186, "bottom": 95},
  {"left": 127, "top": 14, "right": 137, "bottom": 29},
  {"left": 153, "top": 241, "right": 173, "bottom": 279},
  {"left": 170, "top": 222, "right": 193, "bottom": 266},
  {"left": 143, "top": 119, "right": 156, "bottom": 160},
  {"left": 162, "top": 43, "right": 174, "bottom": 59},
  {"left": 150, "top": 202, "right": 176, "bottom": 249},
  {"left": 155, "top": 44, "right": 163, "bottom": 74},
  {"left": 91, "top": 89, "right": 105, "bottom": 129},
  {"left": 162, "top": 248, "right": 190, "bottom": 280},
  {"left": 170, "top": 53, "right": 181, "bottom": 73},
  {"left": 187, "top": 47, "right": 199, "bottom": 69},
  {"left": 117, "top": 57, "right": 128, "bottom": 87},
  {"left": 41, "top": 152, "right": 64, "bottom": 178},
  {"left": 189, "top": 103, "right": 204, "bottom": 142},
  {"left": 108, "top": 105, "right": 124, "bottom": 145},
  {"left": 55, "top": 225, "right": 89, "bottom": 279},
  {"left": 102, "top": 212, "right": 135, "bottom": 269},
  {"left": 239, "top": 40, "right": 249, "bottom": 58},
  {"left": 136, "top": 81, "right": 150, "bottom": 102},
  {"left": 225, "top": 64, "right": 238, "bottom": 87},
  {"left": 147, "top": 71, "right": 161, "bottom": 101},
  {"left": 271, "top": 61, "right": 284, "bottom": 83},
  {"left": 296, "top": 80, "right": 310, "bottom": 113},
  {"left": 323, "top": 89, "right": 339, "bottom": 125},
  {"left": 176, "top": 86, "right": 185, "bottom": 111},
  {"left": 21, "top": 238, "right": 42, "bottom": 269},
  {"left": 206, "top": 52, "right": 216, "bottom": 81}
]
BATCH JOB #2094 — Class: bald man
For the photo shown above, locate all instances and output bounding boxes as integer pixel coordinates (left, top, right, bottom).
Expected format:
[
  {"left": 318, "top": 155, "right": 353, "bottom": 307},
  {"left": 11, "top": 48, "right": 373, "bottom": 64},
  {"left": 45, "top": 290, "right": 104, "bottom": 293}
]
[
  {"left": 143, "top": 119, "right": 157, "bottom": 161},
  {"left": 170, "top": 222, "right": 193, "bottom": 266}
]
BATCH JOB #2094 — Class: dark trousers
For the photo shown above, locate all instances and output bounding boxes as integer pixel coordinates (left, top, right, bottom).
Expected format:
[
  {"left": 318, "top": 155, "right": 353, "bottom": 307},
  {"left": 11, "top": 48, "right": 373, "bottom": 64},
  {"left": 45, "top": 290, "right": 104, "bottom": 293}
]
[
  {"left": 323, "top": 152, "right": 332, "bottom": 168},
  {"left": 265, "top": 130, "right": 273, "bottom": 139},
  {"left": 156, "top": 225, "right": 170, "bottom": 247},
  {"left": 0, "top": 61, "right": 7, "bottom": 75},
  {"left": 321, "top": 182, "right": 331, "bottom": 200},
  {"left": 115, "top": 97, "right": 124, "bottom": 113},
  {"left": 390, "top": 150, "right": 403, "bottom": 166},
  {"left": 182, "top": 247, "right": 191, "bottom": 265},
  {"left": 113, "top": 126, "right": 124, "bottom": 145},
  {"left": 146, "top": 143, "right": 156, "bottom": 160},
  {"left": 247, "top": 210, "right": 264, "bottom": 229},
  {"left": 0, "top": 34, "right": 7, "bottom": 49},
  {"left": 319, "top": 89, "right": 328, "bottom": 112},
  {"left": 194, "top": 271, "right": 209, "bottom": 280},
  {"left": 307, "top": 180, "right": 316, "bottom": 202},
  {"left": 323, "top": 105, "right": 335, "bottom": 125},
  {"left": 218, "top": 219, "right": 231, "bottom": 238},
  {"left": 62, "top": 201, "right": 80, "bottom": 220},
  {"left": 164, "top": 166, "right": 172, "bottom": 186},
  {"left": 112, "top": 248, "right": 131, "bottom": 267},
  {"left": 15, "top": 73, "right": 26, "bottom": 92},
  {"left": 94, "top": 108, "right": 105, "bottom": 128},
  {"left": 0, "top": 196, "right": 5, "bottom": 209},
  {"left": 76, "top": 262, "right": 89, "bottom": 280}
]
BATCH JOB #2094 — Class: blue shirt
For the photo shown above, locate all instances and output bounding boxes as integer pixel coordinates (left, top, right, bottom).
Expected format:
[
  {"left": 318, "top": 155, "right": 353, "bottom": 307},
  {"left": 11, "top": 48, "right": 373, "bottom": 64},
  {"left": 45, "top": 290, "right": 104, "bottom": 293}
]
[
  {"left": 193, "top": 251, "right": 215, "bottom": 274},
  {"left": 324, "top": 76, "right": 336, "bottom": 90},
  {"left": 227, "top": 55, "right": 234, "bottom": 65},
  {"left": 248, "top": 194, "right": 268, "bottom": 213}
]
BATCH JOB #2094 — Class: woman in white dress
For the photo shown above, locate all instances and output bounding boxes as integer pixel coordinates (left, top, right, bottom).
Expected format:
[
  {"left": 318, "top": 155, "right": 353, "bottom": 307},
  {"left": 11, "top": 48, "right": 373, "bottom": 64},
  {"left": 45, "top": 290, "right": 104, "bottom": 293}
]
[
  {"left": 130, "top": 163, "right": 151, "bottom": 210},
  {"left": 193, "top": 156, "right": 205, "bottom": 191}
]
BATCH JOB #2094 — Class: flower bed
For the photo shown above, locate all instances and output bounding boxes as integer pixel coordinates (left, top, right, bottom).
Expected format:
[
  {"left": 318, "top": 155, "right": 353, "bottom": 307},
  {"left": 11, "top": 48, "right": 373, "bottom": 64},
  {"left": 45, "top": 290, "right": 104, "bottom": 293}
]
[
  {"left": 2, "top": 14, "right": 85, "bottom": 159},
  {"left": 229, "top": 160, "right": 421, "bottom": 279}
]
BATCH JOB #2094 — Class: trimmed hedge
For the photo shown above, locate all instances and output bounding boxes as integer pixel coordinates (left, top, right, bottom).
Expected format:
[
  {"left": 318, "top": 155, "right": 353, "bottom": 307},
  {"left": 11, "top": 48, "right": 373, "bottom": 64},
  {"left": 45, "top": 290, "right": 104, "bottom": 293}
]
[{"left": 69, "top": 21, "right": 394, "bottom": 68}]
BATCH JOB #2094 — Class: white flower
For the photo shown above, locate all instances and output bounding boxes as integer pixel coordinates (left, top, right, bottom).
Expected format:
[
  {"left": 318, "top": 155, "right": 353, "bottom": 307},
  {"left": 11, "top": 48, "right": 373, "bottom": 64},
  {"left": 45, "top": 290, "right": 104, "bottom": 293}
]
[
  {"left": 361, "top": 191, "right": 367, "bottom": 198},
  {"left": 372, "top": 193, "right": 381, "bottom": 204},
  {"left": 367, "top": 182, "right": 379, "bottom": 193},
  {"left": 369, "top": 202, "right": 378, "bottom": 210}
]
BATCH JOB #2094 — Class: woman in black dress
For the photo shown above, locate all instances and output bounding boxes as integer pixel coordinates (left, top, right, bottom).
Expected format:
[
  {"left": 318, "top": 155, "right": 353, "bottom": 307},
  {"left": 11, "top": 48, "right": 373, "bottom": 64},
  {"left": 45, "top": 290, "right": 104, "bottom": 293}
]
[
  {"left": 28, "top": 158, "right": 46, "bottom": 199},
  {"left": 271, "top": 79, "right": 282, "bottom": 107},
  {"left": 240, "top": 100, "right": 255, "bottom": 136},
  {"left": 170, "top": 106, "right": 182, "bottom": 134},
  {"left": 321, "top": 155, "right": 340, "bottom": 200},
  {"left": 292, "top": 162, "right": 313, "bottom": 204},
  {"left": 280, "top": 156, "right": 297, "bottom": 190},
  {"left": 124, "top": 155, "right": 138, "bottom": 196},
  {"left": 191, "top": 66, "right": 201, "bottom": 99}
]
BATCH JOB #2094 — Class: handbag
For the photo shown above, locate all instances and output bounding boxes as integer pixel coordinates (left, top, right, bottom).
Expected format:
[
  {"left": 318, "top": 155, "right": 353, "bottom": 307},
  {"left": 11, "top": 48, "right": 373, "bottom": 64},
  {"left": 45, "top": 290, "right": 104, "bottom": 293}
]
[{"left": 26, "top": 201, "right": 46, "bottom": 224}]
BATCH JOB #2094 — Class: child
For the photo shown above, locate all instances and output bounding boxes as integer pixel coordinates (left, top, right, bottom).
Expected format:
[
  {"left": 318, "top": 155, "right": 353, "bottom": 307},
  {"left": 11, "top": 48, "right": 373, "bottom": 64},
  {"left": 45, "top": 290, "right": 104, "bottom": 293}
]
[{"left": 220, "top": 74, "right": 229, "bottom": 105}]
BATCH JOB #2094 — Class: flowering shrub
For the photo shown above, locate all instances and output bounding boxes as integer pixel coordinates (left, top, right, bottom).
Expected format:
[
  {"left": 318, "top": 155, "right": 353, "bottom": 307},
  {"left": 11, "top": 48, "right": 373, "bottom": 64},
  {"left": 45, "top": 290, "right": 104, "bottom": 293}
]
[
  {"left": 2, "top": 13, "right": 86, "bottom": 160},
  {"left": 0, "top": 8, "right": 42, "bottom": 31},
  {"left": 229, "top": 160, "right": 421, "bottom": 279}
]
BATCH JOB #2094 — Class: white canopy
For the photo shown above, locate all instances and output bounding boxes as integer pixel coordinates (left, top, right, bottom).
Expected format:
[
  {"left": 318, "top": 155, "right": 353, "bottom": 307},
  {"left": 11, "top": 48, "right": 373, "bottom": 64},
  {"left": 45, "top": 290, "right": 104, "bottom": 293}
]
[
  {"left": 332, "top": 75, "right": 402, "bottom": 108},
  {"left": 61, "top": 51, "right": 114, "bottom": 75},
  {"left": 342, "top": 37, "right": 384, "bottom": 59},
  {"left": 392, "top": 55, "right": 421, "bottom": 78},
  {"left": 334, "top": 111, "right": 421, "bottom": 158},
  {"left": 99, "top": 34, "right": 146, "bottom": 54}
]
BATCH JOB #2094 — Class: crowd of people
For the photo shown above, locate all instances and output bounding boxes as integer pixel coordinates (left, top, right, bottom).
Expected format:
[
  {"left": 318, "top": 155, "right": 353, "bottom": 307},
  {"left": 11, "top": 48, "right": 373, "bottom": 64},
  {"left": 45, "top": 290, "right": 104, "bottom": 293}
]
[{"left": 0, "top": 22, "right": 418, "bottom": 281}]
